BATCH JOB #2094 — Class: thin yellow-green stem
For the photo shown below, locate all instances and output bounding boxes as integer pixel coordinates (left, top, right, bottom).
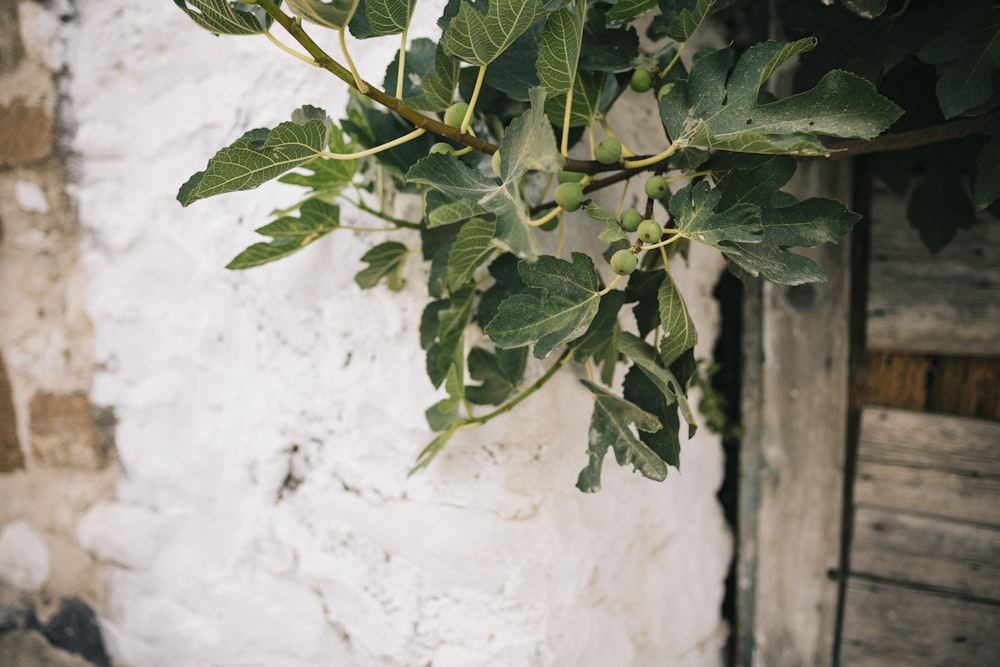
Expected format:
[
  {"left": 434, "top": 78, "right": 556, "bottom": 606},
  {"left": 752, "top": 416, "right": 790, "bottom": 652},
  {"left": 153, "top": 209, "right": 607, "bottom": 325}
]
[
  {"left": 624, "top": 143, "right": 679, "bottom": 170},
  {"left": 264, "top": 29, "right": 318, "bottom": 65},
  {"left": 659, "top": 244, "right": 670, "bottom": 272},
  {"left": 395, "top": 27, "right": 409, "bottom": 99},
  {"left": 350, "top": 195, "right": 421, "bottom": 229},
  {"left": 640, "top": 229, "right": 682, "bottom": 252},
  {"left": 257, "top": 1, "right": 501, "bottom": 156},
  {"left": 587, "top": 123, "right": 596, "bottom": 160},
  {"left": 661, "top": 42, "right": 686, "bottom": 79},
  {"left": 597, "top": 116, "right": 636, "bottom": 157},
  {"left": 597, "top": 274, "right": 623, "bottom": 296},
  {"left": 561, "top": 87, "right": 575, "bottom": 157},
  {"left": 528, "top": 206, "right": 562, "bottom": 227},
  {"left": 462, "top": 65, "right": 489, "bottom": 133},
  {"left": 338, "top": 26, "right": 368, "bottom": 92},
  {"left": 613, "top": 179, "right": 630, "bottom": 217},
  {"left": 320, "top": 127, "right": 425, "bottom": 159}
]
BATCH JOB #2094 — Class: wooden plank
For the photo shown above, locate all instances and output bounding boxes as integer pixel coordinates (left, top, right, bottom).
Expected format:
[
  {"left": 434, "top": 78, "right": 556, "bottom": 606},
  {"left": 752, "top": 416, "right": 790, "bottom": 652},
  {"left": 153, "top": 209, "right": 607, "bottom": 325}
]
[
  {"left": 738, "top": 161, "right": 851, "bottom": 667},
  {"left": 929, "top": 357, "right": 1000, "bottom": 419},
  {"left": 850, "top": 351, "right": 929, "bottom": 412},
  {"left": 857, "top": 407, "right": 1000, "bottom": 476},
  {"left": 865, "top": 188, "right": 1000, "bottom": 357},
  {"left": 840, "top": 578, "right": 1000, "bottom": 666},
  {"left": 849, "top": 506, "right": 1000, "bottom": 600},
  {"left": 854, "top": 461, "right": 1000, "bottom": 526}
]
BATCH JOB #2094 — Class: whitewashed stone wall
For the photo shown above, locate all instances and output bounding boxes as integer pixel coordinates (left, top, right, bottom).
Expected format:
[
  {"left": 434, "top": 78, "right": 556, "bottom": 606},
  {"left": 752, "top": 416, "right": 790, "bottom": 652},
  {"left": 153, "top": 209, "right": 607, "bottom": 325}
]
[{"left": 8, "top": 1, "right": 731, "bottom": 665}]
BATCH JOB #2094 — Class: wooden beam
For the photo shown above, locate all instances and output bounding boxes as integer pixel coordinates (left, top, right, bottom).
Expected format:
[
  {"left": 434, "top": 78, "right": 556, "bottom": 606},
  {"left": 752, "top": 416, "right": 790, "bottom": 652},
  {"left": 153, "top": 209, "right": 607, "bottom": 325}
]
[
  {"left": 737, "top": 161, "right": 852, "bottom": 666},
  {"left": 850, "top": 506, "right": 1000, "bottom": 600},
  {"left": 866, "top": 188, "right": 1000, "bottom": 357},
  {"left": 840, "top": 579, "right": 1000, "bottom": 666}
]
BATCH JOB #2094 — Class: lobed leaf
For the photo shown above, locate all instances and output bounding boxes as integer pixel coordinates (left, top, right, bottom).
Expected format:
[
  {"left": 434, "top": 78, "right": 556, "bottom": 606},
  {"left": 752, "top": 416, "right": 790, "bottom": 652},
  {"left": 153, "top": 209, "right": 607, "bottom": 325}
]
[
  {"left": 178, "top": 107, "right": 331, "bottom": 206},
  {"left": 424, "top": 287, "right": 475, "bottom": 387},
  {"left": 465, "top": 346, "right": 524, "bottom": 405},
  {"left": 583, "top": 202, "right": 628, "bottom": 243},
  {"left": 447, "top": 218, "right": 498, "bottom": 290},
  {"left": 657, "top": 273, "right": 697, "bottom": 367},
  {"left": 623, "top": 367, "right": 681, "bottom": 472},
  {"left": 365, "top": 0, "right": 416, "bottom": 36},
  {"left": 173, "top": 0, "right": 272, "bottom": 35},
  {"left": 441, "top": 0, "right": 547, "bottom": 66},
  {"left": 286, "top": 0, "right": 361, "bottom": 28},
  {"left": 226, "top": 199, "right": 340, "bottom": 269},
  {"left": 659, "top": 0, "right": 716, "bottom": 43},
  {"left": 918, "top": 9, "right": 1000, "bottom": 119},
  {"left": 617, "top": 332, "right": 696, "bottom": 430},
  {"left": 403, "top": 41, "right": 461, "bottom": 112},
  {"left": 536, "top": 1, "right": 586, "bottom": 96},
  {"left": 659, "top": 38, "right": 903, "bottom": 155},
  {"left": 607, "top": 0, "right": 658, "bottom": 26},
  {"left": 354, "top": 241, "right": 409, "bottom": 290},
  {"left": 485, "top": 252, "right": 601, "bottom": 358},
  {"left": 575, "top": 380, "right": 666, "bottom": 493},
  {"left": 409, "top": 87, "right": 560, "bottom": 257}
]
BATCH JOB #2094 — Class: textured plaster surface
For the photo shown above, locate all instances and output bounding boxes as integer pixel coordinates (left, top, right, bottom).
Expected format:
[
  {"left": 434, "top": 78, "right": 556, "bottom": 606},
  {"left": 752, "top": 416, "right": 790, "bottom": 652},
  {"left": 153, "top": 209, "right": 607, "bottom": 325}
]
[{"left": 67, "top": 2, "right": 732, "bottom": 665}]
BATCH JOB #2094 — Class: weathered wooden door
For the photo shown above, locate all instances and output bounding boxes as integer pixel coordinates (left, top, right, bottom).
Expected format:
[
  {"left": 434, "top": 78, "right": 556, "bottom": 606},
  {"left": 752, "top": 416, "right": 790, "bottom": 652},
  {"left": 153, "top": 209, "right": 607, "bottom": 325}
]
[{"left": 736, "top": 168, "right": 1000, "bottom": 666}]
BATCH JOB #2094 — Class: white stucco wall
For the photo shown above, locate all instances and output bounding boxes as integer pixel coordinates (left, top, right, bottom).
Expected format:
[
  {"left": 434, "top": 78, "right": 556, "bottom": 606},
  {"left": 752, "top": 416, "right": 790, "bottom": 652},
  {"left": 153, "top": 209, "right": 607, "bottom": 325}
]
[{"left": 65, "top": 2, "right": 731, "bottom": 665}]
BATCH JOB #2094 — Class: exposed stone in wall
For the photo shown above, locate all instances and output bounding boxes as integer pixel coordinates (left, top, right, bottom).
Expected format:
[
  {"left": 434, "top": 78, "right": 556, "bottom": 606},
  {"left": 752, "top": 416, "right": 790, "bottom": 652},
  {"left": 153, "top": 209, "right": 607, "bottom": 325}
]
[
  {"left": 0, "top": 1, "right": 113, "bottom": 663},
  {"left": 0, "top": 355, "right": 24, "bottom": 472},
  {"left": 0, "top": 99, "right": 53, "bottom": 167},
  {"left": 29, "top": 392, "right": 109, "bottom": 470}
]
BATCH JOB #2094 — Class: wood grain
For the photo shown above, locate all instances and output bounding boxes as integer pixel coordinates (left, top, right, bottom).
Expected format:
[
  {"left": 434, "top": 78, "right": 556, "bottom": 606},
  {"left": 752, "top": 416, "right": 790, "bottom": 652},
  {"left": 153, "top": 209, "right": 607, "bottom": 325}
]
[
  {"left": 865, "top": 188, "right": 1000, "bottom": 357},
  {"left": 840, "top": 579, "right": 1000, "bottom": 666}
]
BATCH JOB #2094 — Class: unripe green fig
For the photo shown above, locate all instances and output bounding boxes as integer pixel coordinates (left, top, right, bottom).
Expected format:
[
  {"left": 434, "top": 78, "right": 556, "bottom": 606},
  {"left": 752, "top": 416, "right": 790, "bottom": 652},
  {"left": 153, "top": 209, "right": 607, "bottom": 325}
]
[
  {"left": 610, "top": 249, "right": 638, "bottom": 276},
  {"left": 429, "top": 142, "right": 453, "bottom": 155},
  {"left": 637, "top": 219, "right": 662, "bottom": 243},
  {"left": 555, "top": 182, "right": 584, "bottom": 212},
  {"left": 443, "top": 102, "right": 469, "bottom": 128},
  {"left": 595, "top": 136, "right": 622, "bottom": 164},
  {"left": 630, "top": 68, "right": 653, "bottom": 93},
  {"left": 491, "top": 150, "right": 502, "bottom": 176},
  {"left": 619, "top": 208, "right": 643, "bottom": 232},
  {"left": 644, "top": 175, "right": 669, "bottom": 199},
  {"left": 539, "top": 216, "right": 560, "bottom": 231},
  {"left": 558, "top": 170, "right": 586, "bottom": 183}
]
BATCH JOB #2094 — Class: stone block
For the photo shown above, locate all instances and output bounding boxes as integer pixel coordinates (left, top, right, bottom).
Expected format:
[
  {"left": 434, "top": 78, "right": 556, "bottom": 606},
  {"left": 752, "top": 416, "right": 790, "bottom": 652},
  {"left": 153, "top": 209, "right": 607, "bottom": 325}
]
[
  {"left": 0, "top": 630, "right": 96, "bottom": 667},
  {"left": 0, "top": 100, "right": 53, "bottom": 167},
  {"left": 28, "top": 393, "right": 108, "bottom": 470},
  {"left": 0, "top": 354, "right": 24, "bottom": 473}
]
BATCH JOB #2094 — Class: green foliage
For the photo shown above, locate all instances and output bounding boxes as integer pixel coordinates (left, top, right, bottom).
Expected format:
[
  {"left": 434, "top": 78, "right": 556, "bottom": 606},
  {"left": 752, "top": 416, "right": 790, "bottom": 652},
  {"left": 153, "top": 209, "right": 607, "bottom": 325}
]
[{"left": 171, "top": 0, "right": 989, "bottom": 491}]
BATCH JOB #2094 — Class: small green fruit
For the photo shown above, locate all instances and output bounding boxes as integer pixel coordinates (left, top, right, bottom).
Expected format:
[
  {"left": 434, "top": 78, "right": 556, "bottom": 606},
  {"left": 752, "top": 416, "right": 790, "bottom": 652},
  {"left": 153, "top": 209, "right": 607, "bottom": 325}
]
[
  {"left": 429, "top": 142, "right": 453, "bottom": 155},
  {"left": 558, "top": 170, "right": 586, "bottom": 183},
  {"left": 492, "top": 150, "right": 502, "bottom": 176},
  {"left": 444, "top": 102, "right": 469, "bottom": 128},
  {"left": 610, "top": 249, "right": 638, "bottom": 276},
  {"left": 539, "top": 216, "right": 560, "bottom": 231},
  {"left": 630, "top": 68, "right": 653, "bottom": 93},
  {"left": 644, "top": 175, "right": 669, "bottom": 199},
  {"left": 637, "top": 219, "right": 662, "bottom": 243},
  {"left": 619, "top": 208, "right": 643, "bottom": 232},
  {"left": 555, "top": 182, "right": 584, "bottom": 212},
  {"left": 595, "top": 136, "right": 622, "bottom": 164}
]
